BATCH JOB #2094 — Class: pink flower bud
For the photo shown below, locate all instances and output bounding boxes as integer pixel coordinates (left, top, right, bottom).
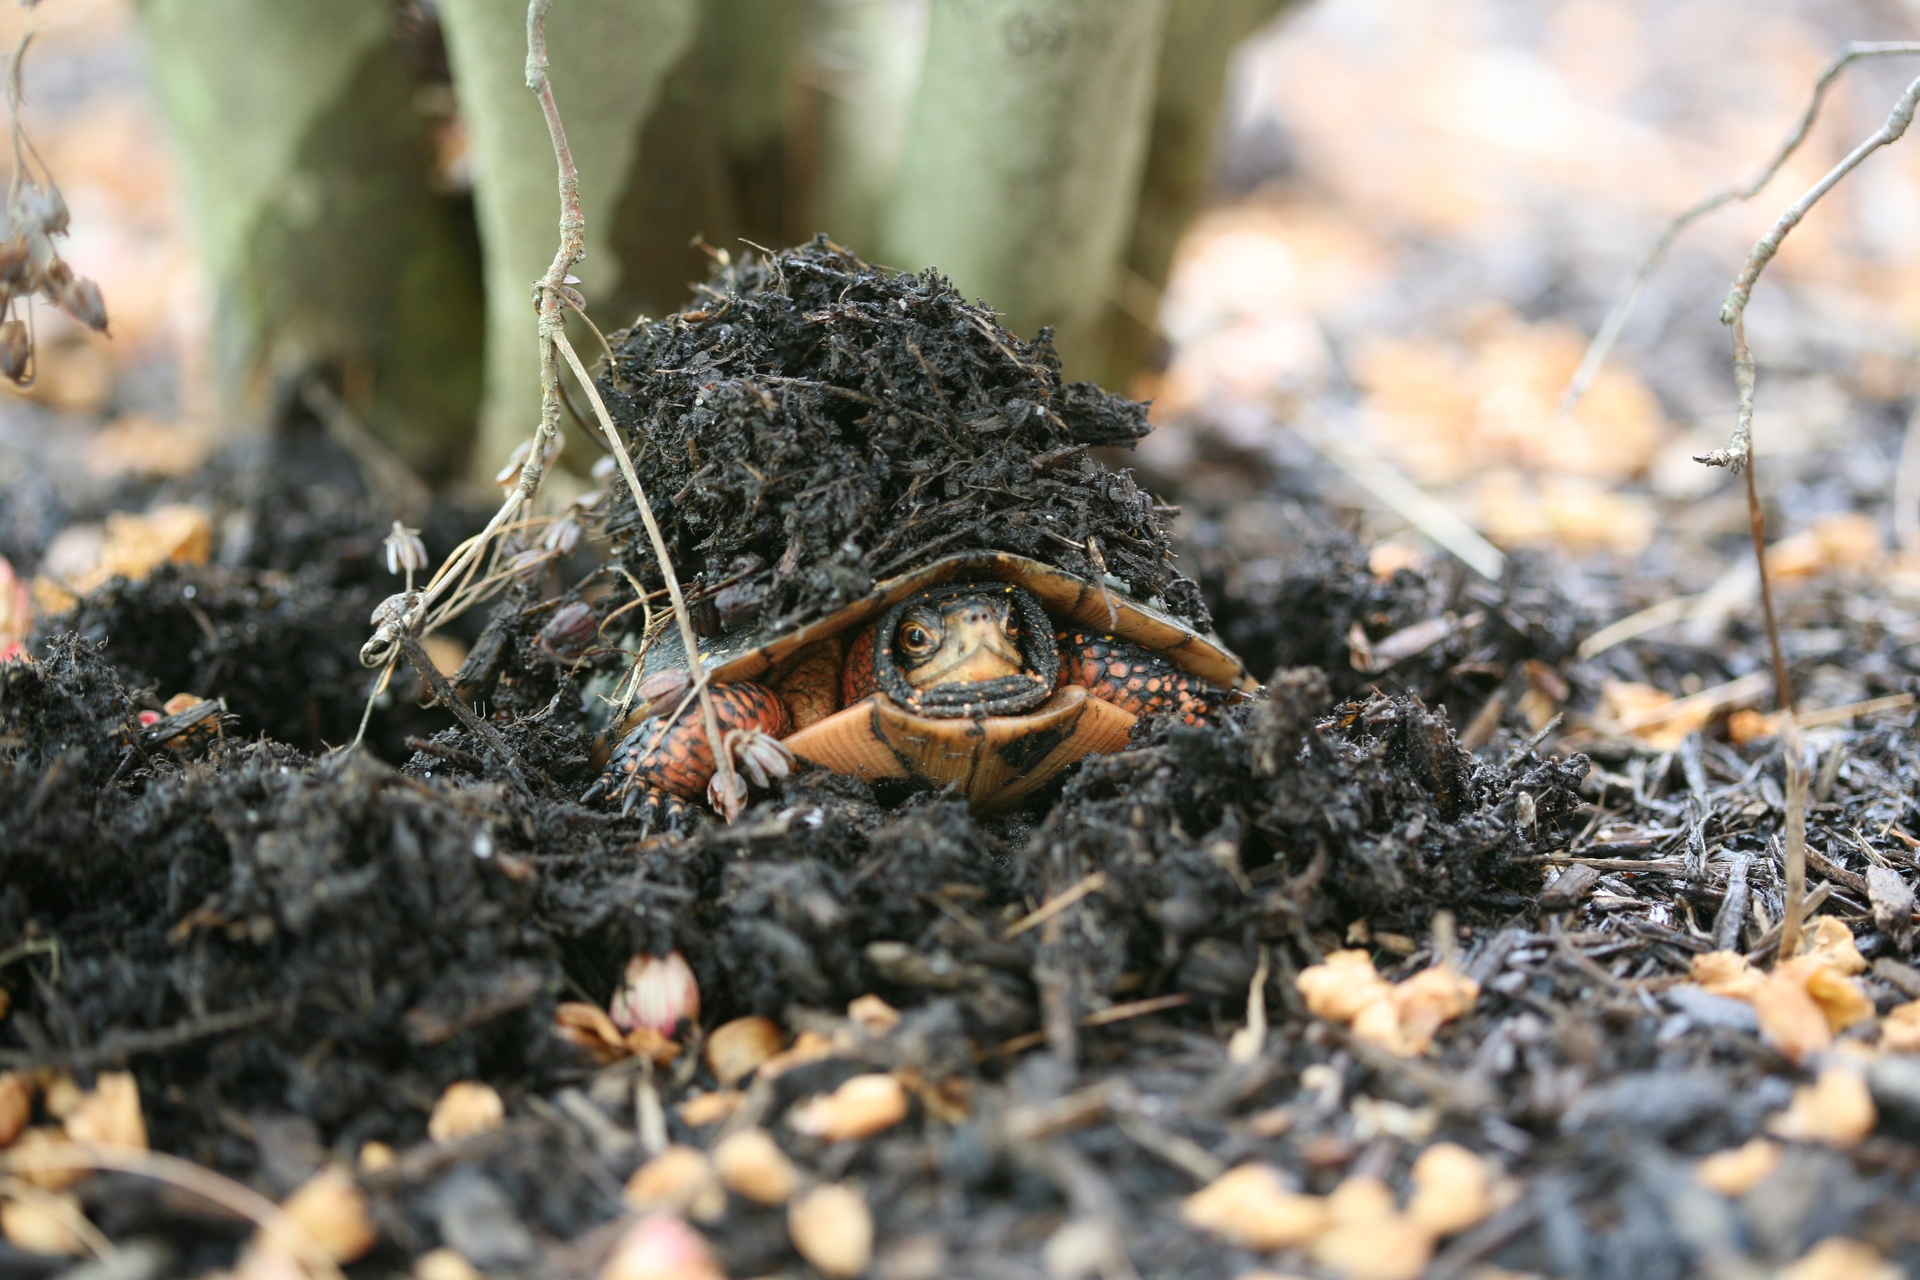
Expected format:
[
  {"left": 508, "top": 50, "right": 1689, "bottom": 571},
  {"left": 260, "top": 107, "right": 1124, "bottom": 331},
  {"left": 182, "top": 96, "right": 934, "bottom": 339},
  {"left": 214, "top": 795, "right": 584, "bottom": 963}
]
[{"left": 610, "top": 951, "right": 700, "bottom": 1035}]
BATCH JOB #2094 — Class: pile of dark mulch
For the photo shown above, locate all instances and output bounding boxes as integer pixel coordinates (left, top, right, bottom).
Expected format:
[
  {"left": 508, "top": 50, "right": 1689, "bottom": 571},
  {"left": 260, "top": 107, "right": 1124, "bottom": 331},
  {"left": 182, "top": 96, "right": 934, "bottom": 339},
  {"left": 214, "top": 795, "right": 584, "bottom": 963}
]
[{"left": 595, "top": 237, "right": 1210, "bottom": 634}]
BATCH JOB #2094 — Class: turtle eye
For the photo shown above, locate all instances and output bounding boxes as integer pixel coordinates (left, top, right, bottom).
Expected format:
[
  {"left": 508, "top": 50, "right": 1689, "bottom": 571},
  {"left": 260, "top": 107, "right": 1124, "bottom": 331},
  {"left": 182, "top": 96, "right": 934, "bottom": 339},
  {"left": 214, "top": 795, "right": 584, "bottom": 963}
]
[{"left": 898, "top": 623, "right": 937, "bottom": 658}]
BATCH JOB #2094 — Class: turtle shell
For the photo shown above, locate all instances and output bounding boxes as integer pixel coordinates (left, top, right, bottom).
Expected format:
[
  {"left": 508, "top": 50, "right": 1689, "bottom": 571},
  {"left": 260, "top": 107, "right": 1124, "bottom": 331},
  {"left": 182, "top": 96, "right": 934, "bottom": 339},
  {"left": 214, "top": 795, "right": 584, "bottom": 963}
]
[
  {"left": 620, "top": 551, "right": 1257, "bottom": 697},
  {"left": 604, "top": 553, "right": 1257, "bottom": 809}
]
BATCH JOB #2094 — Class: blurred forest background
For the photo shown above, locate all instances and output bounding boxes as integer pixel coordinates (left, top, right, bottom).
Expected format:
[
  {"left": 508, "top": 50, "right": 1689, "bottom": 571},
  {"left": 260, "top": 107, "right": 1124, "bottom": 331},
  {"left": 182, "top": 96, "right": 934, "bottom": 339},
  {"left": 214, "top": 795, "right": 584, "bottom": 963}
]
[{"left": 9, "top": 0, "right": 1920, "bottom": 650}]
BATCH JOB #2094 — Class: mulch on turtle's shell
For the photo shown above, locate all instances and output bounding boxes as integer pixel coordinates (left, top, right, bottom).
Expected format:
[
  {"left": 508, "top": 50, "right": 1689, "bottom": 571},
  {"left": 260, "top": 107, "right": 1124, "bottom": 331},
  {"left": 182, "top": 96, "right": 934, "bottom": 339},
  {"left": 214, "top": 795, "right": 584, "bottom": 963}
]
[{"left": 595, "top": 236, "right": 1208, "bottom": 636}]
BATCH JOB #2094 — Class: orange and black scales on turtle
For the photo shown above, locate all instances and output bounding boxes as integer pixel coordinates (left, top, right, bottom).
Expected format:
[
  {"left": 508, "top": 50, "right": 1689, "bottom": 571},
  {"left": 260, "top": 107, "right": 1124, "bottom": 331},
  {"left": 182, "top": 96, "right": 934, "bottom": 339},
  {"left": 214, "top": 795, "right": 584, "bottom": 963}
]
[{"left": 584, "top": 554, "right": 1259, "bottom": 828}]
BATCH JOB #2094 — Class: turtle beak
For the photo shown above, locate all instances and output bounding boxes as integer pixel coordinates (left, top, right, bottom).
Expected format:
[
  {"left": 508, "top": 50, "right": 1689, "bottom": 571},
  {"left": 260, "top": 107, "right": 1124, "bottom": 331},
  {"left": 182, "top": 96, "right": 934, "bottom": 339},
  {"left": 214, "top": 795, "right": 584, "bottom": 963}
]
[{"left": 909, "top": 599, "right": 1025, "bottom": 687}]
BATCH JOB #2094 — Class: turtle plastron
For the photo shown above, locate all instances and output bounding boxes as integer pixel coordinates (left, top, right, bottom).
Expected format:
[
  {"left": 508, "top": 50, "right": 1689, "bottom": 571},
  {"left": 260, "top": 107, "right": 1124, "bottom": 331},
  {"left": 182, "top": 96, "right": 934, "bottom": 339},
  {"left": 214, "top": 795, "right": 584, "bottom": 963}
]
[{"left": 783, "top": 684, "right": 1136, "bottom": 810}]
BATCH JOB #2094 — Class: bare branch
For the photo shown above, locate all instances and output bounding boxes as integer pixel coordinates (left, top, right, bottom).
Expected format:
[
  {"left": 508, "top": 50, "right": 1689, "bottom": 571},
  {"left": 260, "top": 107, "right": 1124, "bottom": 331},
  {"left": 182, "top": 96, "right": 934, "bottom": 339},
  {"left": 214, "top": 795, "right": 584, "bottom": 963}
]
[{"left": 1561, "top": 41, "right": 1920, "bottom": 419}]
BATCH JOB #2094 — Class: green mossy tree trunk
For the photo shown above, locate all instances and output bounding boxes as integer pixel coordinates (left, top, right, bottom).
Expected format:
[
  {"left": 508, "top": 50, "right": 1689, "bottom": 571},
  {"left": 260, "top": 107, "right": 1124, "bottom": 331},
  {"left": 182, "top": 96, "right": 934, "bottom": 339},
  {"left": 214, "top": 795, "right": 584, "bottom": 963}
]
[
  {"left": 1100, "top": 0, "right": 1296, "bottom": 387},
  {"left": 879, "top": 0, "right": 1168, "bottom": 376},
  {"left": 136, "top": 0, "right": 484, "bottom": 482}
]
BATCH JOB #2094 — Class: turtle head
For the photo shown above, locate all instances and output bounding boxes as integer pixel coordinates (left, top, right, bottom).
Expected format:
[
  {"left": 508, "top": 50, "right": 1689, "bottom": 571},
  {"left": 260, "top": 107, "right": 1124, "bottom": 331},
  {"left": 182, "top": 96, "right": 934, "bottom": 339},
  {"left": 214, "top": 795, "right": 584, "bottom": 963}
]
[
  {"left": 874, "top": 582, "right": 1058, "bottom": 717},
  {"left": 894, "top": 591, "right": 1025, "bottom": 690}
]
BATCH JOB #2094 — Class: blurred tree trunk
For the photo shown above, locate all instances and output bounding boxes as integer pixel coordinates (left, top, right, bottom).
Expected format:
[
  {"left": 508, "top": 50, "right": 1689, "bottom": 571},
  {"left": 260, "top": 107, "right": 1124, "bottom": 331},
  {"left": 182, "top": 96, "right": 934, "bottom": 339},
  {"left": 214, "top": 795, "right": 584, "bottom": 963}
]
[
  {"left": 136, "top": 0, "right": 485, "bottom": 482},
  {"left": 435, "top": 0, "right": 697, "bottom": 474},
  {"left": 880, "top": 0, "right": 1168, "bottom": 375},
  {"left": 811, "top": 0, "right": 929, "bottom": 257},
  {"left": 1099, "top": 0, "right": 1297, "bottom": 388}
]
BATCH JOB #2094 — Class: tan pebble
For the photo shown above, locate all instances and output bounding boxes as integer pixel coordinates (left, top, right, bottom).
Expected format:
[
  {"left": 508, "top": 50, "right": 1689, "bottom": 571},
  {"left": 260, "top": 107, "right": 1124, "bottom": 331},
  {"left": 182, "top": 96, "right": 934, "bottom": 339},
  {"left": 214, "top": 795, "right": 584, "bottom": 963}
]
[
  {"left": 63, "top": 1071, "right": 147, "bottom": 1149},
  {"left": 1691, "top": 952, "right": 1762, "bottom": 998},
  {"left": 0, "top": 1072, "right": 31, "bottom": 1147},
  {"left": 1181, "top": 1164, "right": 1332, "bottom": 1251},
  {"left": 1882, "top": 999, "right": 1920, "bottom": 1053},
  {"left": 1749, "top": 967, "right": 1835, "bottom": 1063},
  {"left": 413, "top": 1247, "right": 483, "bottom": 1280},
  {"left": 1311, "top": 1214, "right": 1437, "bottom": 1280},
  {"left": 0, "top": 1192, "right": 86, "bottom": 1255},
  {"left": 678, "top": 1089, "right": 744, "bottom": 1127},
  {"left": 428, "top": 1081, "right": 504, "bottom": 1143},
  {"left": 598, "top": 1211, "right": 727, "bottom": 1280},
  {"left": 1694, "top": 1138, "right": 1782, "bottom": 1196},
  {"left": 791, "top": 1072, "right": 910, "bottom": 1141},
  {"left": 8, "top": 1127, "right": 86, "bottom": 1190},
  {"left": 1042, "top": 1218, "right": 1115, "bottom": 1279},
  {"left": 758, "top": 1029, "right": 836, "bottom": 1080},
  {"left": 706, "top": 1016, "right": 784, "bottom": 1086},
  {"left": 1767, "top": 1065, "right": 1877, "bottom": 1148},
  {"left": 713, "top": 1127, "right": 802, "bottom": 1205},
  {"left": 1327, "top": 1175, "right": 1396, "bottom": 1225},
  {"left": 623, "top": 1145, "right": 724, "bottom": 1223},
  {"left": 848, "top": 994, "right": 901, "bottom": 1037},
  {"left": 1296, "top": 950, "right": 1394, "bottom": 1022},
  {"left": 788, "top": 1182, "right": 874, "bottom": 1279},
  {"left": 358, "top": 1140, "right": 396, "bottom": 1173},
  {"left": 264, "top": 1163, "right": 377, "bottom": 1263},
  {"left": 1389, "top": 967, "right": 1480, "bottom": 1054},
  {"left": 40, "top": 1074, "right": 81, "bottom": 1120},
  {"left": 1778, "top": 1236, "right": 1903, "bottom": 1280},
  {"left": 1406, "top": 1142, "right": 1494, "bottom": 1236}
]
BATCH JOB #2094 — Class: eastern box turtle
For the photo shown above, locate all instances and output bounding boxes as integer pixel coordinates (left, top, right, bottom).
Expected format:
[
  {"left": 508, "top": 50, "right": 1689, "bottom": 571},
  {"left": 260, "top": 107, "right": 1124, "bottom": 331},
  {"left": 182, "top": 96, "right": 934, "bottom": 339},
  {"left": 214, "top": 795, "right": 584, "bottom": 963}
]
[{"left": 586, "top": 552, "right": 1258, "bottom": 825}]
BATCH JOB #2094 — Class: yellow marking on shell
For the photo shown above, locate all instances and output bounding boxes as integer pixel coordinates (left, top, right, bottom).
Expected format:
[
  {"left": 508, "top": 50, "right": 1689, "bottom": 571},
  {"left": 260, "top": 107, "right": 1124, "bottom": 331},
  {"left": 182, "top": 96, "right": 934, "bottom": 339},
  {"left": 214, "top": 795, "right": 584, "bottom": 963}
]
[{"left": 783, "top": 686, "right": 1136, "bottom": 811}]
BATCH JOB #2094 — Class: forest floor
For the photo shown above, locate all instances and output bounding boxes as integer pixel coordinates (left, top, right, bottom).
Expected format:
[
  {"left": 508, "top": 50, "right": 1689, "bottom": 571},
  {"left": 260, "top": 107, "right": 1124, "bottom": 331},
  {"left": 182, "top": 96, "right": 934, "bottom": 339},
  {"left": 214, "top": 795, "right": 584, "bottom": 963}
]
[
  {"left": 3, "top": 240, "right": 1920, "bottom": 1280},
  {"left": 9, "top": 2, "right": 1920, "bottom": 1277}
]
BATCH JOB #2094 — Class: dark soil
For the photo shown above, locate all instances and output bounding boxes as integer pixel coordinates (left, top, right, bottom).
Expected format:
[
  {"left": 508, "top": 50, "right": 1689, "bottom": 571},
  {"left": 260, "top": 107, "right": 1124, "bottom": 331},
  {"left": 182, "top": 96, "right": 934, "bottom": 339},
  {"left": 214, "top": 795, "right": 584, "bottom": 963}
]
[{"left": 3, "top": 246, "right": 1919, "bottom": 1280}]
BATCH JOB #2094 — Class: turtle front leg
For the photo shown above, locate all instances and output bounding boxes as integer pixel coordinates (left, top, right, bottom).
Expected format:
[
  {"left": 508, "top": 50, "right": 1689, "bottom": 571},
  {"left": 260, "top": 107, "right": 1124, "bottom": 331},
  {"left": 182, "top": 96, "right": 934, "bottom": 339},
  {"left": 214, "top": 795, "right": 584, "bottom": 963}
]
[
  {"left": 592, "top": 681, "right": 794, "bottom": 827},
  {"left": 1057, "top": 630, "right": 1219, "bottom": 725}
]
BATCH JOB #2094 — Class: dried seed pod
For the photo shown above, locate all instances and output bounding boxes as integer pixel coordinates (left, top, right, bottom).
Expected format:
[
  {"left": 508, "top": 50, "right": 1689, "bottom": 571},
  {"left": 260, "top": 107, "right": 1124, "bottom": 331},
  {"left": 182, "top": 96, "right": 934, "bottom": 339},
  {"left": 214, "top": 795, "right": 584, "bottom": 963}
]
[
  {"left": 0, "top": 1071, "right": 31, "bottom": 1146},
  {"left": 788, "top": 1183, "right": 873, "bottom": 1279},
  {"left": 1695, "top": 1138, "right": 1781, "bottom": 1197},
  {"left": 0, "top": 319, "right": 30, "bottom": 384},
  {"left": 622, "top": 1145, "right": 723, "bottom": 1222},
  {"left": 1, "top": 1192, "right": 85, "bottom": 1256},
  {"left": 383, "top": 523, "right": 428, "bottom": 577},
  {"left": 55, "top": 276, "right": 107, "bottom": 333},
  {"left": 542, "top": 513, "right": 584, "bottom": 557},
  {"left": 712, "top": 1127, "right": 802, "bottom": 1206},
  {"left": 1405, "top": 1143, "right": 1493, "bottom": 1236},
  {"left": 0, "top": 236, "right": 34, "bottom": 296},
  {"left": 63, "top": 1070, "right": 146, "bottom": 1149},
  {"left": 636, "top": 669, "right": 692, "bottom": 718},
  {"left": 610, "top": 952, "right": 700, "bottom": 1035},
  {"left": 705, "top": 1015, "right": 783, "bottom": 1086},
  {"left": 494, "top": 433, "right": 564, "bottom": 488},
  {"left": 847, "top": 994, "right": 900, "bottom": 1038},
  {"left": 538, "top": 601, "right": 598, "bottom": 662},
  {"left": 264, "top": 1164, "right": 377, "bottom": 1263},
  {"left": 413, "top": 1248, "right": 482, "bottom": 1280},
  {"left": 1182, "top": 1164, "right": 1331, "bottom": 1251},
  {"left": 427, "top": 1080, "right": 505, "bottom": 1143},
  {"left": 677, "top": 1090, "right": 743, "bottom": 1127},
  {"left": 790, "top": 1072, "right": 909, "bottom": 1141},
  {"left": 598, "top": 1212, "right": 725, "bottom": 1280},
  {"left": 17, "top": 181, "right": 69, "bottom": 237}
]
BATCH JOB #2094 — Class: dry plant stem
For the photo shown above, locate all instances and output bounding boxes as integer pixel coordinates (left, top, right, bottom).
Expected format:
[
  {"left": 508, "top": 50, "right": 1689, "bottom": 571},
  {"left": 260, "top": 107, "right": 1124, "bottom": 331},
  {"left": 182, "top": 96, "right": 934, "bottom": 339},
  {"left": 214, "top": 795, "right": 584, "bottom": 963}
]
[
  {"left": 1744, "top": 462, "right": 1792, "bottom": 711},
  {"left": 554, "top": 330, "right": 731, "bottom": 805},
  {"left": 525, "top": 0, "right": 733, "bottom": 811},
  {"left": 1779, "top": 719, "right": 1809, "bottom": 962},
  {"left": 0, "top": 1145, "right": 346, "bottom": 1280},
  {"left": 1695, "top": 70, "right": 1920, "bottom": 712},
  {"left": 1562, "top": 42, "right": 1920, "bottom": 415}
]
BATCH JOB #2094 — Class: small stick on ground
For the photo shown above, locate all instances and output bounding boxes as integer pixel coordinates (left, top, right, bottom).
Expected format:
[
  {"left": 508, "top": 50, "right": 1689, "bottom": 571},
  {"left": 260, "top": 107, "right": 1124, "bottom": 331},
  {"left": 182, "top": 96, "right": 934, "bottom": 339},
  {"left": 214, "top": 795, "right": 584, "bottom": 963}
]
[
  {"left": 401, "top": 631, "right": 531, "bottom": 795},
  {"left": 1778, "top": 719, "right": 1809, "bottom": 961}
]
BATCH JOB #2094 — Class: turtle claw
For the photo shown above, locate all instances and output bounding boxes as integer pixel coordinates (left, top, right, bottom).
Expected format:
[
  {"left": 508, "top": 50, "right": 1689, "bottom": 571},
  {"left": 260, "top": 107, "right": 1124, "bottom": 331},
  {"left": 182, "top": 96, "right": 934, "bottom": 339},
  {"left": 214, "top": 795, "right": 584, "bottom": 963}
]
[{"left": 617, "top": 782, "right": 694, "bottom": 834}]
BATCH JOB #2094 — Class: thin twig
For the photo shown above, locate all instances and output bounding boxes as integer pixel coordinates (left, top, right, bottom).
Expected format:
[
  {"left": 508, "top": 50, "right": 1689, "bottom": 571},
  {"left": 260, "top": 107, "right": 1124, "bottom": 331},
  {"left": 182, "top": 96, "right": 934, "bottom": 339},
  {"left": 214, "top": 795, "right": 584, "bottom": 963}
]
[
  {"left": 1779, "top": 719, "right": 1809, "bottom": 962},
  {"left": 525, "top": 1, "right": 733, "bottom": 813},
  {"left": 401, "top": 631, "right": 531, "bottom": 795},
  {"left": 1562, "top": 42, "right": 1920, "bottom": 416},
  {"left": 1693, "top": 71, "right": 1920, "bottom": 711}
]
